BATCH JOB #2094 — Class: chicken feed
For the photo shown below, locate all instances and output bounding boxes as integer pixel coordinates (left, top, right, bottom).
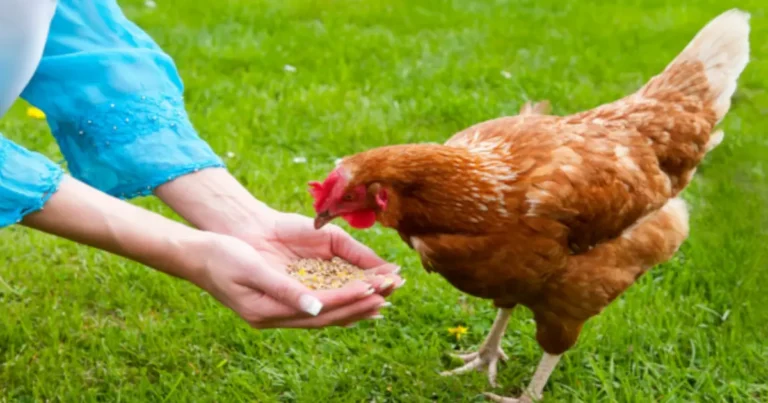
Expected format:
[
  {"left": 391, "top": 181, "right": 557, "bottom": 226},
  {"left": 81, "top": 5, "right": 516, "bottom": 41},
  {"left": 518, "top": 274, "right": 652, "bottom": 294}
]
[{"left": 286, "top": 257, "right": 368, "bottom": 290}]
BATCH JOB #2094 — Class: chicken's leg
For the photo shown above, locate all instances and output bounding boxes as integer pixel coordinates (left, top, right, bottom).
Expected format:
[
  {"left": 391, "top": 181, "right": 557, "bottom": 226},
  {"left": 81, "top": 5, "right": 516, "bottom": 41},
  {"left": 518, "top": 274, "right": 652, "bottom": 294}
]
[
  {"left": 484, "top": 352, "right": 562, "bottom": 403},
  {"left": 441, "top": 308, "right": 512, "bottom": 387}
]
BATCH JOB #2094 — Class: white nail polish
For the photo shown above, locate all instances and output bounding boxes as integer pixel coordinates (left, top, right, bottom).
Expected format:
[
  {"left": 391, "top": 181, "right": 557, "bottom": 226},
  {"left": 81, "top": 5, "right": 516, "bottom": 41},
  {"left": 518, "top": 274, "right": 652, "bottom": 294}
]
[
  {"left": 395, "top": 279, "right": 406, "bottom": 289},
  {"left": 299, "top": 294, "right": 323, "bottom": 316},
  {"left": 379, "top": 302, "right": 392, "bottom": 308},
  {"left": 363, "top": 287, "right": 376, "bottom": 296},
  {"left": 370, "top": 314, "right": 384, "bottom": 320},
  {"left": 380, "top": 278, "right": 394, "bottom": 290},
  {"left": 393, "top": 266, "right": 402, "bottom": 274}
]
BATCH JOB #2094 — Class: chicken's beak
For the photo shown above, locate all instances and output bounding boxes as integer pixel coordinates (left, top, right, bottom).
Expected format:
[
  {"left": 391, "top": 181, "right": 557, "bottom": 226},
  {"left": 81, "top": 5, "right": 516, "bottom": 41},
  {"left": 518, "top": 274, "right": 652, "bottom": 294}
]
[{"left": 314, "top": 211, "right": 334, "bottom": 229}]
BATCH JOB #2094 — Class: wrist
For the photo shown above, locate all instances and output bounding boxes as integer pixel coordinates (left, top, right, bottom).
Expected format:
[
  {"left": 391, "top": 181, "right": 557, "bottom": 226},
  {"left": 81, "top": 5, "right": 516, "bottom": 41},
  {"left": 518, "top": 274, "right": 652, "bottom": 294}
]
[
  {"left": 154, "top": 167, "right": 277, "bottom": 236},
  {"left": 171, "top": 230, "right": 220, "bottom": 289}
]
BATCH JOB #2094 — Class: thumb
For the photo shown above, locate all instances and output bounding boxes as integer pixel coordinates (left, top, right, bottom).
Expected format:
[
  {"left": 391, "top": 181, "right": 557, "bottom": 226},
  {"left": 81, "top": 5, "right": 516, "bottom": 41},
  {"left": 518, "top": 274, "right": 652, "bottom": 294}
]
[
  {"left": 253, "top": 266, "right": 324, "bottom": 316},
  {"left": 329, "top": 226, "right": 387, "bottom": 269}
]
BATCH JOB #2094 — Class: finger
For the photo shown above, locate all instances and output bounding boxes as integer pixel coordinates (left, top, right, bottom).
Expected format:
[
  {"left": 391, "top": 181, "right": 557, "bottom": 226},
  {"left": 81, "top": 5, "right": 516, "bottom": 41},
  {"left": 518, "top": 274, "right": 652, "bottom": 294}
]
[
  {"left": 361, "top": 272, "right": 404, "bottom": 297},
  {"left": 325, "top": 226, "right": 405, "bottom": 295},
  {"left": 365, "top": 264, "right": 402, "bottom": 276},
  {"left": 246, "top": 279, "right": 376, "bottom": 321},
  {"left": 363, "top": 264, "right": 403, "bottom": 296},
  {"left": 312, "top": 280, "right": 378, "bottom": 309},
  {"left": 249, "top": 263, "right": 331, "bottom": 317},
  {"left": 253, "top": 294, "right": 387, "bottom": 329},
  {"left": 328, "top": 227, "right": 389, "bottom": 269}
]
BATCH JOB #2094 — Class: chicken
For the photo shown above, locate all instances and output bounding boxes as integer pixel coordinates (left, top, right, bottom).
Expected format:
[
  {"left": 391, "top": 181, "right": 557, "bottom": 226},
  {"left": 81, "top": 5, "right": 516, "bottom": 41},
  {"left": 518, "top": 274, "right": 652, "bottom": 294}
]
[{"left": 308, "top": 9, "right": 750, "bottom": 402}]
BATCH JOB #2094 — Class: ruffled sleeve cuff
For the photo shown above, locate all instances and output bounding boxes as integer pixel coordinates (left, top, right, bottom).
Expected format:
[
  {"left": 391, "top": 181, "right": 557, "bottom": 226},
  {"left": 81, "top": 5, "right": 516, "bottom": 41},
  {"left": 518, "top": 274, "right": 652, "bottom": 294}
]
[
  {"left": 0, "top": 135, "right": 63, "bottom": 227},
  {"left": 39, "top": 92, "right": 225, "bottom": 199},
  {"left": 19, "top": 1, "right": 225, "bottom": 199}
]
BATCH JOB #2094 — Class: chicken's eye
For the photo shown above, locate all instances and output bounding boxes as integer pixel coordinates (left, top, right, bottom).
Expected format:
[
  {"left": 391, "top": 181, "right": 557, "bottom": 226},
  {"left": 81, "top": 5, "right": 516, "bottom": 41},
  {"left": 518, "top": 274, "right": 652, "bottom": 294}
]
[{"left": 342, "top": 193, "right": 354, "bottom": 202}]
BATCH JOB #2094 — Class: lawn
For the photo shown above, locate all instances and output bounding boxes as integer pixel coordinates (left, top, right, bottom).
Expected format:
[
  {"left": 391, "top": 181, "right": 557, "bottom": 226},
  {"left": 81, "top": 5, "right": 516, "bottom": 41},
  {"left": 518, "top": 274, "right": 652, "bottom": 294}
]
[{"left": 1, "top": 0, "right": 767, "bottom": 401}]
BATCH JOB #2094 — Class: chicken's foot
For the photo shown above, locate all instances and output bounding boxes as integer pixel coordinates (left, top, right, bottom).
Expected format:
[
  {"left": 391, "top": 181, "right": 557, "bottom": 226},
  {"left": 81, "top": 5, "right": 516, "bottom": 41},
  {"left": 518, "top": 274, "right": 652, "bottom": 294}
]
[
  {"left": 484, "top": 352, "right": 562, "bottom": 403},
  {"left": 441, "top": 308, "right": 512, "bottom": 387}
]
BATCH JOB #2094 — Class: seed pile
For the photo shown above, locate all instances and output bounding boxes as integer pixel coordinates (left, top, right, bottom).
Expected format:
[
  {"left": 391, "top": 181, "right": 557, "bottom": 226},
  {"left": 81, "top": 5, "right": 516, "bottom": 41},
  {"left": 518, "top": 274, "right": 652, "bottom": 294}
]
[{"left": 286, "top": 257, "right": 368, "bottom": 290}]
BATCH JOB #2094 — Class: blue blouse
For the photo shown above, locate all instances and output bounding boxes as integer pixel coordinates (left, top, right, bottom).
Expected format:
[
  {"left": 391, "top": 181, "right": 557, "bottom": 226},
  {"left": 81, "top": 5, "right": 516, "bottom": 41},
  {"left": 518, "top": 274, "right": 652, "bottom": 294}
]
[{"left": 0, "top": 0, "right": 224, "bottom": 227}]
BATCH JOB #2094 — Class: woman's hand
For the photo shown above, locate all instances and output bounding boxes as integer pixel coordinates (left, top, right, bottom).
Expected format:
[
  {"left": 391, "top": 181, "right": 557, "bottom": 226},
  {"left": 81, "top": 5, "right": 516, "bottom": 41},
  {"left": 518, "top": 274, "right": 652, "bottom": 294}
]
[
  {"left": 189, "top": 232, "right": 393, "bottom": 329},
  {"left": 155, "top": 168, "right": 404, "bottom": 328},
  {"left": 155, "top": 168, "right": 404, "bottom": 291},
  {"left": 237, "top": 211, "right": 403, "bottom": 296}
]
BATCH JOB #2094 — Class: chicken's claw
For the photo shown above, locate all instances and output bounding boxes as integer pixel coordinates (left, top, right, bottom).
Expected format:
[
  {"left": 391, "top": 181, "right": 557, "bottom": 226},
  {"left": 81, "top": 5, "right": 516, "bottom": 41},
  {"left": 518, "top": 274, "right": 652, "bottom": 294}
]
[
  {"left": 451, "top": 348, "right": 508, "bottom": 363},
  {"left": 450, "top": 351, "right": 478, "bottom": 362},
  {"left": 441, "top": 346, "right": 509, "bottom": 387}
]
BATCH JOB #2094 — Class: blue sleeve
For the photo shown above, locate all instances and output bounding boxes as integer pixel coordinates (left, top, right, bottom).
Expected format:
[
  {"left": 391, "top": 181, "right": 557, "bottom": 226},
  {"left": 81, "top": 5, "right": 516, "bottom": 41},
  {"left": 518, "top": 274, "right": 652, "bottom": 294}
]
[
  {"left": 0, "top": 134, "right": 63, "bottom": 228},
  {"left": 20, "top": 1, "right": 224, "bottom": 199}
]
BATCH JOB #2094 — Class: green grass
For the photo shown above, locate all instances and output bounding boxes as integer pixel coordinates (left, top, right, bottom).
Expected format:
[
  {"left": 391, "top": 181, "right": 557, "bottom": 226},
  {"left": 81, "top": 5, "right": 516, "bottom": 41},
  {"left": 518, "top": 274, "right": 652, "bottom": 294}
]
[{"left": 2, "top": 0, "right": 767, "bottom": 401}]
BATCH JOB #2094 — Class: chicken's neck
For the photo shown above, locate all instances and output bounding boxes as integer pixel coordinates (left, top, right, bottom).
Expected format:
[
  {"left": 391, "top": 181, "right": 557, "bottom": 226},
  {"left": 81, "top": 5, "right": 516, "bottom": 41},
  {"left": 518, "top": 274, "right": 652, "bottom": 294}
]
[{"left": 344, "top": 144, "right": 520, "bottom": 233}]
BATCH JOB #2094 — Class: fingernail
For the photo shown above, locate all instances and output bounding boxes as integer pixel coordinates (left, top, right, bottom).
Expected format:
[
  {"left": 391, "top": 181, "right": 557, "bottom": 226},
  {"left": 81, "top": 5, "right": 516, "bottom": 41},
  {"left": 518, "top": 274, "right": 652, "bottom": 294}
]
[
  {"left": 363, "top": 287, "right": 376, "bottom": 296},
  {"left": 380, "top": 278, "right": 394, "bottom": 290},
  {"left": 379, "top": 301, "right": 392, "bottom": 308},
  {"left": 395, "top": 279, "right": 406, "bottom": 289},
  {"left": 369, "top": 314, "right": 384, "bottom": 320},
  {"left": 299, "top": 294, "right": 323, "bottom": 316},
  {"left": 393, "top": 266, "right": 402, "bottom": 274}
]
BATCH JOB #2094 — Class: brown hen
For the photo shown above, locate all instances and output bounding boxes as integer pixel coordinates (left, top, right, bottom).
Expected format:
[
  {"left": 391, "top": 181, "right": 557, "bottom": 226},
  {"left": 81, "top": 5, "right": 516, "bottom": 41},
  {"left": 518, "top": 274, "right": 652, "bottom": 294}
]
[{"left": 309, "top": 9, "right": 750, "bottom": 402}]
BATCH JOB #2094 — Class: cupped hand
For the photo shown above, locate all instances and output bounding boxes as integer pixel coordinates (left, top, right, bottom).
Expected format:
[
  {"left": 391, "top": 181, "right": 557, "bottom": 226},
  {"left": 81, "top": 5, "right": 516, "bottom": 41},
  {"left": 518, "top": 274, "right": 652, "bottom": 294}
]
[
  {"left": 192, "top": 212, "right": 403, "bottom": 329},
  {"left": 245, "top": 211, "right": 404, "bottom": 296}
]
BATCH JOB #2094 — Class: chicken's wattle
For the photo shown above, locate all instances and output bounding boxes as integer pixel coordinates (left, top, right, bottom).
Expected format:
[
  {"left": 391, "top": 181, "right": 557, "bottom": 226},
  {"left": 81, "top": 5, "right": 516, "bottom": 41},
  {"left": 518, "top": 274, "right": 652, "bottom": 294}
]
[{"left": 342, "top": 210, "right": 377, "bottom": 229}]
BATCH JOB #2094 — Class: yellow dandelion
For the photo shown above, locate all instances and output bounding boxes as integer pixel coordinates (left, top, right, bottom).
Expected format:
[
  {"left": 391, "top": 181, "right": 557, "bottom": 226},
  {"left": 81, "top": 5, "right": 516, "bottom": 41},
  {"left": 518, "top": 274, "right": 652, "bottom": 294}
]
[
  {"left": 27, "top": 106, "right": 46, "bottom": 119},
  {"left": 447, "top": 325, "right": 469, "bottom": 340},
  {"left": 297, "top": 269, "right": 307, "bottom": 276}
]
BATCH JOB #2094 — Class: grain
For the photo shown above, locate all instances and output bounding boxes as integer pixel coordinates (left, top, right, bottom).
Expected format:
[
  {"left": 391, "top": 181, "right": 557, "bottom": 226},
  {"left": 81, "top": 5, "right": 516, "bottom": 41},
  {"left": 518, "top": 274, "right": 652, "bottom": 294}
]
[{"left": 286, "top": 257, "right": 368, "bottom": 290}]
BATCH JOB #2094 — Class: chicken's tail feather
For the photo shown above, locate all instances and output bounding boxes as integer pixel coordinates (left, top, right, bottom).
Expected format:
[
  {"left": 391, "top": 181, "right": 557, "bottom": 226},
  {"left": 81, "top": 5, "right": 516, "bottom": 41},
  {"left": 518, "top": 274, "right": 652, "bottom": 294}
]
[{"left": 640, "top": 9, "right": 750, "bottom": 123}]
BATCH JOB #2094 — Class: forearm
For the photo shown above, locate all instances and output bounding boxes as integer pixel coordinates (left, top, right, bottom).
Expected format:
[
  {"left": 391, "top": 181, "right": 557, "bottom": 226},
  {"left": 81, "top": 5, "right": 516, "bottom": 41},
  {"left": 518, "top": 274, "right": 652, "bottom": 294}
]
[
  {"left": 22, "top": 175, "right": 207, "bottom": 280},
  {"left": 154, "top": 168, "right": 276, "bottom": 235}
]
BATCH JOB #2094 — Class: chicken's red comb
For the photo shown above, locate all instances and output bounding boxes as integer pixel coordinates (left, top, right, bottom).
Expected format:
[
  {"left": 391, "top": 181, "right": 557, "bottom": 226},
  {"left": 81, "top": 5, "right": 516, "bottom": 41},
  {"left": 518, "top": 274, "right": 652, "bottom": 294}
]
[
  {"left": 308, "top": 181, "right": 325, "bottom": 211},
  {"left": 307, "top": 169, "right": 342, "bottom": 212}
]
